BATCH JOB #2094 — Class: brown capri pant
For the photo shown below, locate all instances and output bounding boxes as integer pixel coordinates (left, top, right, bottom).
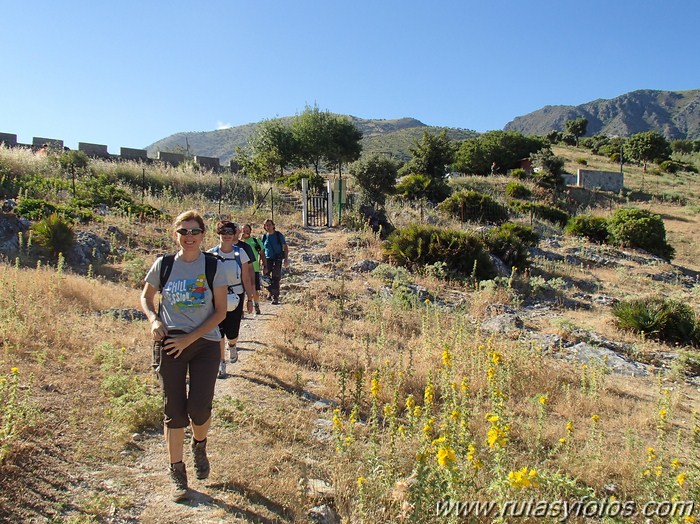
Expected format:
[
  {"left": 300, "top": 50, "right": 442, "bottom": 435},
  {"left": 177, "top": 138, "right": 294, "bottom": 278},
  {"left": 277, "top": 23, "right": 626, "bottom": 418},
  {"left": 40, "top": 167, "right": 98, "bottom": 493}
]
[{"left": 157, "top": 335, "right": 220, "bottom": 428}]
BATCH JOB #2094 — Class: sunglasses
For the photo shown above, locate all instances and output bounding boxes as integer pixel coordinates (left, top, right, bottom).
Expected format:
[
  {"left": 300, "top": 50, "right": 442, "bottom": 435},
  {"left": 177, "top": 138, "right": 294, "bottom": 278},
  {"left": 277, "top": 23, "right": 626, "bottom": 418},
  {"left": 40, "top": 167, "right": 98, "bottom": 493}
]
[
  {"left": 218, "top": 228, "right": 236, "bottom": 235},
  {"left": 176, "top": 227, "right": 204, "bottom": 236}
]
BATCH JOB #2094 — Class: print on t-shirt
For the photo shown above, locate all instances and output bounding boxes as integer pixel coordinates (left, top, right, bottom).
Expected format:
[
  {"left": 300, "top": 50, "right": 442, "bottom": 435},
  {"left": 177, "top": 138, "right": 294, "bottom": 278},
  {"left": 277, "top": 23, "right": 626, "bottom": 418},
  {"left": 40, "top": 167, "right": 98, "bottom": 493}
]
[{"left": 163, "top": 273, "right": 209, "bottom": 308}]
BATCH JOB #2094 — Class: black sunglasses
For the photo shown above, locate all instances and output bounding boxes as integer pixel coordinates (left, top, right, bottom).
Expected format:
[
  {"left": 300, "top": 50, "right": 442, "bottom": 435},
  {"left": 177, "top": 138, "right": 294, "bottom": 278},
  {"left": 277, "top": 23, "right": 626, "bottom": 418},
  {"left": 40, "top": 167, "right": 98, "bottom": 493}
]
[
  {"left": 176, "top": 227, "right": 204, "bottom": 236},
  {"left": 218, "top": 228, "right": 236, "bottom": 235}
]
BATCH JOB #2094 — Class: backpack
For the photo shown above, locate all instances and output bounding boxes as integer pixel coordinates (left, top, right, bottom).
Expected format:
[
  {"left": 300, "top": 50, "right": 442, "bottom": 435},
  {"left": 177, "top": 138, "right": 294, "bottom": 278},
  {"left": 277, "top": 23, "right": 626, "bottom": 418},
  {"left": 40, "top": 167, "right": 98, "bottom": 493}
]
[
  {"left": 262, "top": 231, "right": 284, "bottom": 260},
  {"left": 159, "top": 252, "right": 219, "bottom": 308}
]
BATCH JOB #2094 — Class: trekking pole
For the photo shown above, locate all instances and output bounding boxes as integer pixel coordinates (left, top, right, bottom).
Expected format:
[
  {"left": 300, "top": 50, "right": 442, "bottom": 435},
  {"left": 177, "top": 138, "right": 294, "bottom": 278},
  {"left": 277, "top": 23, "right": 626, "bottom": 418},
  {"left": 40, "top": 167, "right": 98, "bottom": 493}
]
[{"left": 253, "top": 187, "right": 273, "bottom": 215}]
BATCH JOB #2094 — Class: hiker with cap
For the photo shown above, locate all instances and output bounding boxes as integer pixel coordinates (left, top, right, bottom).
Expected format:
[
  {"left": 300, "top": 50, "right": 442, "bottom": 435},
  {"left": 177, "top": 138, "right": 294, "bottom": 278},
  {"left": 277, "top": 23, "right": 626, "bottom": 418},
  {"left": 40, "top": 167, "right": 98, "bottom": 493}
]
[
  {"left": 140, "top": 210, "right": 228, "bottom": 501},
  {"left": 207, "top": 221, "right": 254, "bottom": 378},
  {"left": 262, "top": 219, "right": 288, "bottom": 305}
]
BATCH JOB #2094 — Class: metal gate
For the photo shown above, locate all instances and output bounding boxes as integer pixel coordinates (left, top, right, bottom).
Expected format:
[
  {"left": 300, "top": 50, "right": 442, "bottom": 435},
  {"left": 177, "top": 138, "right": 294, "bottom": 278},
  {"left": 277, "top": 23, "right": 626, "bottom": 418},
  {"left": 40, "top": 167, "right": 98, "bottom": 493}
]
[{"left": 306, "top": 192, "right": 328, "bottom": 226}]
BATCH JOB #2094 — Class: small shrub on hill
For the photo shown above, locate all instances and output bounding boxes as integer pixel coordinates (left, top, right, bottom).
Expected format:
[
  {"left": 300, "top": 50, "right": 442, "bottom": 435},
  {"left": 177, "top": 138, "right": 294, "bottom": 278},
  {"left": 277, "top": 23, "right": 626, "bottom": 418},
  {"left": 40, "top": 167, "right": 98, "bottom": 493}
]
[
  {"left": 484, "top": 223, "right": 538, "bottom": 269},
  {"left": 395, "top": 173, "right": 451, "bottom": 203},
  {"left": 607, "top": 208, "right": 674, "bottom": 260},
  {"left": 509, "top": 200, "right": 570, "bottom": 226},
  {"left": 504, "top": 181, "right": 532, "bottom": 199},
  {"left": 509, "top": 168, "right": 531, "bottom": 180},
  {"left": 278, "top": 168, "right": 325, "bottom": 192},
  {"left": 565, "top": 215, "right": 610, "bottom": 243},
  {"left": 384, "top": 224, "right": 495, "bottom": 280},
  {"left": 612, "top": 297, "right": 699, "bottom": 347},
  {"left": 439, "top": 189, "right": 509, "bottom": 224},
  {"left": 31, "top": 213, "right": 75, "bottom": 259},
  {"left": 15, "top": 198, "right": 57, "bottom": 220}
]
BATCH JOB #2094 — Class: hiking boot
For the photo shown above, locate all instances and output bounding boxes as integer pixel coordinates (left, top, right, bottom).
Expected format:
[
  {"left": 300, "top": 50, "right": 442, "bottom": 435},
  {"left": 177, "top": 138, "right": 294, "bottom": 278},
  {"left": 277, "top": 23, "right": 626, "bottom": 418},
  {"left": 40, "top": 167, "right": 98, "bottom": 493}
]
[
  {"left": 272, "top": 298, "right": 280, "bottom": 305},
  {"left": 169, "top": 462, "right": 188, "bottom": 501},
  {"left": 254, "top": 302, "right": 261, "bottom": 315},
  {"left": 191, "top": 438, "right": 210, "bottom": 480},
  {"left": 228, "top": 343, "right": 238, "bottom": 363},
  {"left": 218, "top": 360, "right": 226, "bottom": 379}
]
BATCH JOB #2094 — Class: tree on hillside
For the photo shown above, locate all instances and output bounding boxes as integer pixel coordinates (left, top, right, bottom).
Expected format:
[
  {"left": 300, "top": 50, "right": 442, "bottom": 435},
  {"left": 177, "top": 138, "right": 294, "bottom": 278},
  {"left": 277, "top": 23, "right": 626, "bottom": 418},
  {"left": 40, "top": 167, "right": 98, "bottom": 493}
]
[
  {"left": 453, "top": 131, "right": 547, "bottom": 175},
  {"left": 624, "top": 131, "right": 671, "bottom": 172},
  {"left": 325, "top": 115, "right": 363, "bottom": 178},
  {"left": 249, "top": 118, "right": 297, "bottom": 179},
  {"left": 348, "top": 154, "right": 398, "bottom": 207},
  {"left": 291, "top": 104, "right": 332, "bottom": 175},
  {"left": 399, "top": 130, "right": 456, "bottom": 181},
  {"left": 565, "top": 118, "right": 588, "bottom": 147},
  {"left": 529, "top": 148, "right": 566, "bottom": 193}
]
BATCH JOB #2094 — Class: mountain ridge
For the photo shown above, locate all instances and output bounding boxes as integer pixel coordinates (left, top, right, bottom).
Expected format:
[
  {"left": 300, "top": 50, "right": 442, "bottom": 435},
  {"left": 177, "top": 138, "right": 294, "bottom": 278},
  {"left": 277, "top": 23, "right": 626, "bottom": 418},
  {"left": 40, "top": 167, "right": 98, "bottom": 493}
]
[{"left": 504, "top": 88, "right": 700, "bottom": 140}]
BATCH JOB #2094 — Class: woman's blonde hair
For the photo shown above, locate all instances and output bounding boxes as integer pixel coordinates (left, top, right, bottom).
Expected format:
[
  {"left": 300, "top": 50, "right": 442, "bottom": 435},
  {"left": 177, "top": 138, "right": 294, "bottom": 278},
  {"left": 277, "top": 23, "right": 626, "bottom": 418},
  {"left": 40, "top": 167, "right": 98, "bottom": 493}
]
[{"left": 173, "top": 210, "right": 205, "bottom": 231}]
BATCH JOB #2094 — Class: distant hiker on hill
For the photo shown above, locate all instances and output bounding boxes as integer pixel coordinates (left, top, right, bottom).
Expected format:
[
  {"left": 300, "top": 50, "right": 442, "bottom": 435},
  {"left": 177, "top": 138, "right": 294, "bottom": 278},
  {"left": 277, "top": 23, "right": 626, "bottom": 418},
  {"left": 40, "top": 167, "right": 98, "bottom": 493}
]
[
  {"left": 140, "top": 210, "right": 228, "bottom": 502},
  {"left": 242, "top": 223, "right": 267, "bottom": 315},
  {"left": 262, "top": 219, "right": 288, "bottom": 305},
  {"left": 207, "top": 221, "right": 255, "bottom": 378}
]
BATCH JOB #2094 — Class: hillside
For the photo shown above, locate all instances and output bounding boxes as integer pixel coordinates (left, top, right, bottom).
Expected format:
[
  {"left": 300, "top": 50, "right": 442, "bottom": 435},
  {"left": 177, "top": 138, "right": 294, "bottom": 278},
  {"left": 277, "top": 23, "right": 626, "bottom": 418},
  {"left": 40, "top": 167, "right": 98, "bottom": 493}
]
[
  {"left": 146, "top": 116, "right": 478, "bottom": 164},
  {"left": 504, "top": 88, "right": 700, "bottom": 140}
]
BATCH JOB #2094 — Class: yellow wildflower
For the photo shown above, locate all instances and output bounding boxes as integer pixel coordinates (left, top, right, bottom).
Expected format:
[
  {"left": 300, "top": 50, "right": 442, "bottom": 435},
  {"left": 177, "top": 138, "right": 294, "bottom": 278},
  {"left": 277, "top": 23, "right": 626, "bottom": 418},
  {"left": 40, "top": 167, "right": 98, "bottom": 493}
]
[
  {"left": 683, "top": 516, "right": 695, "bottom": 523},
  {"left": 677, "top": 472, "right": 687, "bottom": 487},
  {"left": 659, "top": 409, "right": 667, "bottom": 421},
  {"left": 450, "top": 409, "right": 460, "bottom": 421},
  {"left": 591, "top": 414, "right": 600, "bottom": 423},
  {"left": 486, "top": 414, "right": 500, "bottom": 423},
  {"left": 655, "top": 466, "right": 663, "bottom": 477},
  {"left": 437, "top": 445, "right": 456, "bottom": 468},
  {"left": 442, "top": 347, "right": 452, "bottom": 368},
  {"left": 559, "top": 438, "right": 567, "bottom": 445},
  {"left": 424, "top": 383, "right": 434, "bottom": 404},
  {"left": 383, "top": 404, "right": 393, "bottom": 418},
  {"left": 332, "top": 409, "right": 342, "bottom": 430},
  {"left": 370, "top": 377, "right": 380, "bottom": 398},
  {"left": 671, "top": 459, "right": 681, "bottom": 470},
  {"left": 10, "top": 367, "right": 19, "bottom": 374},
  {"left": 508, "top": 467, "right": 539, "bottom": 489},
  {"left": 349, "top": 411, "right": 358, "bottom": 424},
  {"left": 397, "top": 425, "right": 405, "bottom": 435},
  {"left": 460, "top": 378, "right": 469, "bottom": 392},
  {"left": 566, "top": 421, "right": 574, "bottom": 433},
  {"left": 538, "top": 395, "right": 548, "bottom": 406},
  {"left": 357, "top": 476, "right": 366, "bottom": 487},
  {"left": 413, "top": 405, "right": 422, "bottom": 418},
  {"left": 405, "top": 395, "right": 415, "bottom": 412},
  {"left": 487, "top": 426, "right": 508, "bottom": 448},
  {"left": 487, "top": 367, "right": 496, "bottom": 382},
  {"left": 491, "top": 352, "right": 502, "bottom": 366},
  {"left": 643, "top": 469, "right": 651, "bottom": 477},
  {"left": 432, "top": 436, "right": 446, "bottom": 446}
]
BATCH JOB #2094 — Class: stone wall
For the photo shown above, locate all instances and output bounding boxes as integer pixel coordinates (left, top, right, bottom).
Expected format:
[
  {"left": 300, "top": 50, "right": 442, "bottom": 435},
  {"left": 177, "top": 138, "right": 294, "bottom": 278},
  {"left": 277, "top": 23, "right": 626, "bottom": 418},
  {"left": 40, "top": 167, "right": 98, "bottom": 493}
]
[
  {"left": 1, "top": 131, "right": 231, "bottom": 172},
  {"left": 78, "top": 142, "right": 110, "bottom": 158},
  {"left": 576, "top": 169, "right": 624, "bottom": 192}
]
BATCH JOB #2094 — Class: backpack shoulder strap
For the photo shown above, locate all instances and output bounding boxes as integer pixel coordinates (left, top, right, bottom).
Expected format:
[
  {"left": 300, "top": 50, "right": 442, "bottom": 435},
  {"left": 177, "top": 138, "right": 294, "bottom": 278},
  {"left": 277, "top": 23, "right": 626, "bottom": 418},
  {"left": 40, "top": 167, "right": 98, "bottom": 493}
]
[
  {"left": 158, "top": 254, "right": 176, "bottom": 292},
  {"left": 203, "top": 252, "right": 219, "bottom": 308}
]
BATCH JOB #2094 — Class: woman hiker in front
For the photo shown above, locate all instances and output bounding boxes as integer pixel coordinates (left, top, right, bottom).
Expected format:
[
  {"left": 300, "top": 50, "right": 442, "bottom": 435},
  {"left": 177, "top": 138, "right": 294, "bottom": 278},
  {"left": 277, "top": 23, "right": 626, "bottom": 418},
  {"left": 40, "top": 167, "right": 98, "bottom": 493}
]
[{"left": 140, "top": 210, "right": 228, "bottom": 501}]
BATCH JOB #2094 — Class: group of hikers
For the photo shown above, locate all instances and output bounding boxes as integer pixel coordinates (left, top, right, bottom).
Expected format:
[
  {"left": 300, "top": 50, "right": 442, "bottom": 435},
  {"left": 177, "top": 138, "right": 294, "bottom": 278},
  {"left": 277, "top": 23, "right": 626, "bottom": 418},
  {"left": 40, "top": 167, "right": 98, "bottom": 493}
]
[{"left": 139, "top": 210, "right": 289, "bottom": 501}]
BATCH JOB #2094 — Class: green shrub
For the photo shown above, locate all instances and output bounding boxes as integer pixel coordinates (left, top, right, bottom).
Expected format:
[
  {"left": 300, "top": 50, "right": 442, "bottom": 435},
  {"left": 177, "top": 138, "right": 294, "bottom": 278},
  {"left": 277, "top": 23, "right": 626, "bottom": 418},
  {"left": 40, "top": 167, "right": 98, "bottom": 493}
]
[
  {"left": 659, "top": 159, "right": 698, "bottom": 174},
  {"left": 384, "top": 224, "right": 495, "bottom": 281},
  {"left": 565, "top": 215, "right": 610, "bottom": 243},
  {"left": 576, "top": 158, "right": 588, "bottom": 165},
  {"left": 509, "top": 168, "right": 531, "bottom": 180},
  {"left": 612, "top": 297, "right": 698, "bottom": 347},
  {"left": 15, "top": 198, "right": 57, "bottom": 220},
  {"left": 31, "top": 213, "right": 75, "bottom": 258},
  {"left": 504, "top": 181, "right": 532, "bottom": 199},
  {"left": 439, "top": 190, "right": 509, "bottom": 224},
  {"left": 509, "top": 200, "right": 570, "bottom": 226},
  {"left": 395, "top": 173, "right": 451, "bottom": 203},
  {"left": 484, "top": 223, "right": 538, "bottom": 269},
  {"left": 607, "top": 208, "right": 674, "bottom": 260},
  {"left": 278, "top": 168, "right": 325, "bottom": 192}
]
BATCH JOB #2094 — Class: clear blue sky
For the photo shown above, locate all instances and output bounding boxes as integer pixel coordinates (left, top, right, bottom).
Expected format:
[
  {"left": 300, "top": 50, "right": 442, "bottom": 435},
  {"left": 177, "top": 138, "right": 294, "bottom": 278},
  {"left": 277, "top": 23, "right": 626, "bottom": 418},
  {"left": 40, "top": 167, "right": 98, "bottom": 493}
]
[{"left": 2, "top": 0, "right": 699, "bottom": 152}]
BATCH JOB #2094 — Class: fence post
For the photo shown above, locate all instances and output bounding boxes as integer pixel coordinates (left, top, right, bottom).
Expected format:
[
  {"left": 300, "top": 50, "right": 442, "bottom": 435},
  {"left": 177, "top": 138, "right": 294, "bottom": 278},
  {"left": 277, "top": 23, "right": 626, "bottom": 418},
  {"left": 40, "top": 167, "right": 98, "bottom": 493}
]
[
  {"left": 326, "top": 179, "right": 333, "bottom": 227},
  {"left": 301, "top": 178, "right": 308, "bottom": 227}
]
